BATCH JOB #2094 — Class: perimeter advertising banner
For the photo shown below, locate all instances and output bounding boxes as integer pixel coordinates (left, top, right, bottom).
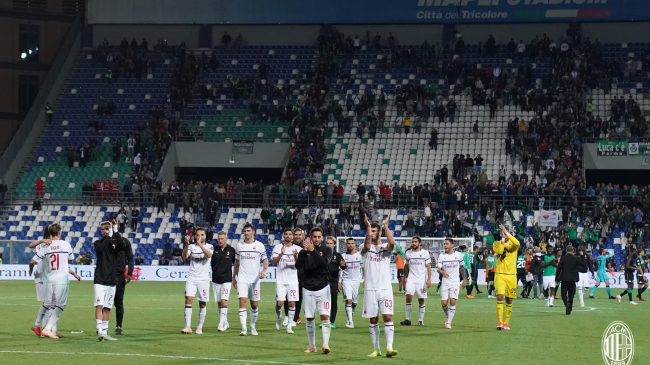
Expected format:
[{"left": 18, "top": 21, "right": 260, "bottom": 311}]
[
  {"left": 628, "top": 142, "right": 650, "bottom": 156},
  {"left": 1, "top": 265, "right": 647, "bottom": 288},
  {"left": 597, "top": 140, "right": 628, "bottom": 156},
  {"left": 87, "top": 0, "right": 650, "bottom": 24}
]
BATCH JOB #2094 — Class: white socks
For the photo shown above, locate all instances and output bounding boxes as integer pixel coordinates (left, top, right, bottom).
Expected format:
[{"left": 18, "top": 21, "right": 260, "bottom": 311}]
[
  {"left": 45, "top": 306, "right": 64, "bottom": 331},
  {"left": 185, "top": 305, "right": 192, "bottom": 327},
  {"left": 250, "top": 309, "right": 259, "bottom": 328},
  {"left": 352, "top": 304, "right": 357, "bottom": 315},
  {"left": 306, "top": 320, "right": 316, "bottom": 346},
  {"left": 321, "top": 320, "right": 331, "bottom": 346},
  {"left": 448, "top": 306, "right": 456, "bottom": 324},
  {"left": 220, "top": 307, "right": 228, "bottom": 327},
  {"left": 418, "top": 305, "right": 426, "bottom": 322},
  {"left": 384, "top": 322, "right": 394, "bottom": 349},
  {"left": 288, "top": 308, "right": 295, "bottom": 326},
  {"left": 405, "top": 303, "right": 412, "bottom": 321},
  {"left": 96, "top": 319, "right": 104, "bottom": 335},
  {"left": 102, "top": 320, "right": 109, "bottom": 333},
  {"left": 345, "top": 304, "right": 353, "bottom": 322},
  {"left": 42, "top": 306, "right": 52, "bottom": 329},
  {"left": 369, "top": 323, "right": 380, "bottom": 350},
  {"left": 276, "top": 305, "right": 282, "bottom": 320},
  {"left": 578, "top": 287, "right": 584, "bottom": 306},
  {"left": 239, "top": 309, "right": 247, "bottom": 331},
  {"left": 442, "top": 305, "right": 449, "bottom": 319},
  {"left": 35, "top": 305, "right": 48, "bottom": 327},
  {"left": 198, "top": 308, "right": 206, "bottom": 328}
]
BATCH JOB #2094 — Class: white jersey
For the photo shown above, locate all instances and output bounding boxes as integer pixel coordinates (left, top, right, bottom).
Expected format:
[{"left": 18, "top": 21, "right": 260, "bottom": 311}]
[
  {"left": 341, "top": 252, "right": 362, "bottom": 282},
  {"left": 272, "top": 243, "right": 302, "bottom": 285},
  {"left": 188, "top": 243, "right": 213, "bottom": 281},
  {"left": 36, "top": 240, "right": 73, "bottom": 285},
  {"left": 361, "top": 242, "right": 392, "bottom": 290},
  {"left": 235, "top": 240, "right": 267, "bottom": 284},
  {"left": 32, "top": 244, "right": 46, "bottom": 284},
  {"left": 405, "top": 249, "right": 431, "bottom": 283},
  {"left": 437, "top": 251, "right": 464, "bottom": 286}
]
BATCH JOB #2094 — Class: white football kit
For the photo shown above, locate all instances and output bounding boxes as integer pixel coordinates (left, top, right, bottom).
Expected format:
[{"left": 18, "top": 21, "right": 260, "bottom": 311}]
[
  {"left": 32, "top": 245, "right": 47, "bottom": 302},
  {"left": 235, "top": 240, "right": 267, "bottom": 301},
  {"left": 576, "top": 272, "right": 590, "bottom": 289},
  {"left": 361, "top": 242, "right": 394, "bottom": 318},
  {"left": 272, "top": 244, "right": 302, "bottom": 302},
  {"left": 437, "top": 251, "right": 464, "bottom": 301},
  {"left": 37, "top": 240, "right": 73, "bottom": 307},
  {"left": 185, "top": 243, "right": 214, "bottom": 302},
  {"left": 404, "top": 249, "right": 431, "bottom": 299},
  {"left": 341, "top": 251, "right": 362, "bottom": 303}
]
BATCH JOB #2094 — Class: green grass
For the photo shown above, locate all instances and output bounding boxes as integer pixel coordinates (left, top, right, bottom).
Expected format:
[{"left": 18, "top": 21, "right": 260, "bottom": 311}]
[{"left": 0, "top": 281, "right": 647, "bottom": 365}]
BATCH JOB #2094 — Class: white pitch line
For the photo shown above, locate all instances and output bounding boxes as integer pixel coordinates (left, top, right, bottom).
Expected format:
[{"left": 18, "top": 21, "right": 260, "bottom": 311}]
[{"left": 0, "top": 351, "right": 320, "bottom": 365}]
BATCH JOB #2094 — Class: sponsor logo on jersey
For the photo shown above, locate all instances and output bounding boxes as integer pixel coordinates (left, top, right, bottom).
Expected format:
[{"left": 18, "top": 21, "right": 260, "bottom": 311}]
[{"left": 602, "top": 321, "right": 634, "bottom": 365}]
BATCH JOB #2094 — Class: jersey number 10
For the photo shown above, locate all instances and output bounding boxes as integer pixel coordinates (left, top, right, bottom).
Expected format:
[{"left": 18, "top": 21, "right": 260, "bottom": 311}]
[{"left": 50, "top": 254, "right": 60, "bottom": 271}]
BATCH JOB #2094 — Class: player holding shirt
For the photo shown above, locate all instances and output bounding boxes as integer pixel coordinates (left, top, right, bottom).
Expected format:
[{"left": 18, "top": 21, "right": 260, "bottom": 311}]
[
  {"left": 361, "top": 214, "right": 398, "bottom": 358},
  {"left": 493, "top": 224, "right": 519, "bottom": 331},
  {"left": 436, "top": 238, "right": 467, "bottom": 329},
  {"left": 211, "top": 231, "right": 236, "bottom": 332},
  {"left": 272, "top": 228, "right": 302, "bottom": 333},
  {"left": 400, "top": 236, "right": 431, "bottom": 326},
  {"left": 32, "top": 223, "right": 81, "bottom": 339},
  {"left": 181, "top": 228, "right": 213, "bottom": 334},
  {"left": 341, "top": 237, "right": 362, "bottom": 328},
  {"left": 233, "top": 223, "right": 269, "bottom": 336},
  {"left": 589, "top": 249, "right": 615, "bottom": 299}
]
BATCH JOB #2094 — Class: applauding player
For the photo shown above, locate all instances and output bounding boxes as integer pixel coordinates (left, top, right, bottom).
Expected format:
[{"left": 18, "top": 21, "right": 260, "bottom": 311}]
[
  {"left": 400, "top": 237, "right": 431, "bottom": 326},
  {"left": 341, "top": 238, "right": 362, "bottom": 328},
  {"left": 181, "top": 228, "right": 213, "bottom": 334},
  {"left": 436, "top": 238, "right": 467, "bottom": 329},
  {"left": 493, "top": 224, "right": 520, "bottom": 330},
  {"left": 272, "top": 228, "right": 302, "bottom": 334}
]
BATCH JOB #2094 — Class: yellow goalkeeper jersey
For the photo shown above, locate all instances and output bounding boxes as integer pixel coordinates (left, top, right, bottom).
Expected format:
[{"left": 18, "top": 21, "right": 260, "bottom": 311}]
[{"left": 493, "top": 234, "right": 520, "bottom": 275}]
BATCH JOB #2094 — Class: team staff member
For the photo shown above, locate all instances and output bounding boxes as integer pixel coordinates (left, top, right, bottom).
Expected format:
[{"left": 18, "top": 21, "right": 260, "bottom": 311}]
[
  {"left": 94, "top": 219, "right": 126, "bottom": 341},
  {"left": 114, "top": 233, "right": 134, "bottom": 335},
  {"left": 554, "top": 246, "right": 586, "bottom": 315},
  {"left": 325, "top": 236, "right": 345, "bottom": 328},
  {"left": 395, "top": 243, "right": 405, "bottom": 294},
  {"left": 296, "top": 228, "right": 333, "bottom": 354},
  {"left": 211, "top": 231, "right": 237, "bottom": 332}
]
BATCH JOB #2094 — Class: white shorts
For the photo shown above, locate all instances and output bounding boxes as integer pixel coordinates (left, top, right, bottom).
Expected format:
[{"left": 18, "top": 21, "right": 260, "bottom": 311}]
[
  {"left": 543, "top": 276, "right": 556, "bottom": 290},
  {"left": 576, "top": 272, "right": 590, "bottom": 288},
  {"left": 362, "top": 288, "right": 394, "bottom": 318},
  {"left": 276, "top": 283, "right": 299, "bottom": 302},
  {"left": 46, "top": 283, "right": 69, "bottom": 307},
  {"left": 405, "top": 280, "right": 428, "bottom": 299},
  {"left": 237, "top": 279, "right": 261, "bottom": 301},
  {"left": 303, "top": 286, "right": 331, "bottom": 318},
  {"left": 35, "top": 282, "right": 46, "bottom": 302},
  {"left": 342, "top": 281, "right": 360, "bottom": 303},
  {"left": 185, "top": 280, "right": 210, "bottom": 302},
  {"left": 212, "top": 282, "right": 232, "bottom": 302},
  {"left": 440, "top": 284, "right": 459, "bottom": 301},
  {"left": 94, "top": 284, "right": 116, "bottom": 308}
]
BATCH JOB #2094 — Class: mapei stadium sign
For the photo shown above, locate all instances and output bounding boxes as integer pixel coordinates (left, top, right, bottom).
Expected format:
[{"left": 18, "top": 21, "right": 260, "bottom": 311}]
[{"left": 87, "top": 0, "right": 650, "bottom": 24}]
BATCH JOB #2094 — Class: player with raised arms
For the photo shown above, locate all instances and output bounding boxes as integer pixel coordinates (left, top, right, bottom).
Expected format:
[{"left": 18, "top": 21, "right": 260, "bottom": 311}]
[
  {"left": 361, "top": 213, "right": 398, "bottom": 358},
  {"left": 494, "top": 224, "right": 520, "bottom": 330},
  {"left": 28, "top": 224, "right": 52, "bottom": 337},
  {"left": 341, "top": 237, "right": 362, "bottom": 328},
  {"left": 181, "top": 227, "right": 213, "bottom": 334},
  {"left": 272, "top": 228, "right": 302, "bottom": 333},
  {"left": 400, "top": 236, "right": 431, "bottom": 326},
  {"left": 436, "top": 238, "right": 467, "bottom": 329},
  {"left": 233, "top": 222, "right": 269, "bottom": 336}
]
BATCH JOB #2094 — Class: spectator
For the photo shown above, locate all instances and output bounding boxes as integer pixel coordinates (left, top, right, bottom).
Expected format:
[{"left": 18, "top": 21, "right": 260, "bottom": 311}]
[
  {"left": 159, "top": 256, "right": 169, "bottom": 266},
  {"left": 135, "top": 255, "right": 144, "bottom": 265},
  {"left": 34, "top": 177, "right": 45, "bottom": 199},
  {"left": 80, "top": 252, "right": 92, "bottom": 265},
  {"left": 221, "top": 32, "right": 231, "bottom": 48},
  {"left": 0, "top": 179, "right": 7, "bottom": 204}
]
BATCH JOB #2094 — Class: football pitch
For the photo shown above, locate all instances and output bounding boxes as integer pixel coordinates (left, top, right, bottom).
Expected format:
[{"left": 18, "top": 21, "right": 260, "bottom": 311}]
[{"left": 0, "top": 281, "right": 647, "bottom": 365}]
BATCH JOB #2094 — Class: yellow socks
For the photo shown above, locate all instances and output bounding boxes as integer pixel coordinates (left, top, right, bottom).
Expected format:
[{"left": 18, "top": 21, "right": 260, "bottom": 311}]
[
  {"left": 504, "top": 303, "right": 512, "bottom": 324},
  {"left": 496, "top": 300, "right": 504, "bottom": 323}
]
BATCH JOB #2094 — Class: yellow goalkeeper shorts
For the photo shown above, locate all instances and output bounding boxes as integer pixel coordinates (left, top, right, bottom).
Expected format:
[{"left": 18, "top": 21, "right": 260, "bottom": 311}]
[{"left": 494, "top": 273, "right": 517, "bottom": 298}]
